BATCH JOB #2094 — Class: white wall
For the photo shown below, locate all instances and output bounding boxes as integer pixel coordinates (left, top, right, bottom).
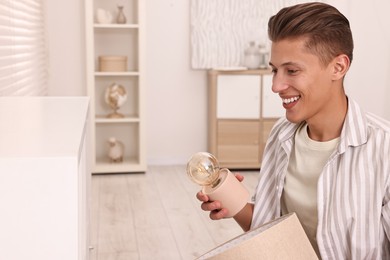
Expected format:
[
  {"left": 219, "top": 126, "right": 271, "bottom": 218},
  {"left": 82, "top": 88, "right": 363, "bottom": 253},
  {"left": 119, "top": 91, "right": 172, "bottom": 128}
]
[
  {"left": 145, "top": 0, "right": 207, "bottom": 164},
  {"left": 47, "top": 0, "right": 390, "bottom": 165},
  {"left": 329, "top": 0, "right": 390, "bottom": 119},
  {"left": 46, "top": 0, "right": 86, "bottom": 96},
  {"left": 345, "top": 0, "right": 390, "bottom": 119}
]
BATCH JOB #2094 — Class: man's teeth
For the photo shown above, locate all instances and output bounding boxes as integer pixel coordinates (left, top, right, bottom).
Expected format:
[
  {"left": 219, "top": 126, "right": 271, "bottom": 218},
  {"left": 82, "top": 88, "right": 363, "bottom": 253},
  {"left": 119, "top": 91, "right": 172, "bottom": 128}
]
[{"left": 283, "top": 96, "right": 300, "bottom": 104}]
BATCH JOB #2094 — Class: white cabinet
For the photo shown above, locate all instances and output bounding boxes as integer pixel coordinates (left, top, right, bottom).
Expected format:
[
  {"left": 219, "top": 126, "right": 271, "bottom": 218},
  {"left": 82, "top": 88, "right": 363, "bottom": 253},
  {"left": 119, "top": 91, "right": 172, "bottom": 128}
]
[
  {"left": 217, "top": 75, "right": 261, "bottom": 119},
  {"left": 208, "top": 69, "right": 284, "bottom": 169},
  {"left": 262, "top": 74, "right": 283, "bottom": 118},
  {"left": 0, "top": 97, "right": 90, "bottom": 260},
  {"left": 85, "top": 0, "right": 146, "bottom": 173}
]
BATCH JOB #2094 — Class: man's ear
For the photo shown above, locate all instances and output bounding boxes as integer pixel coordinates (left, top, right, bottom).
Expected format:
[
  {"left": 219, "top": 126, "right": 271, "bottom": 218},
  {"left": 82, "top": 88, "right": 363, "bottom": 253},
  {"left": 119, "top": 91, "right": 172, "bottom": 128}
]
[{"left": 331, "top": 54, "right": 350, "bottom": 80}]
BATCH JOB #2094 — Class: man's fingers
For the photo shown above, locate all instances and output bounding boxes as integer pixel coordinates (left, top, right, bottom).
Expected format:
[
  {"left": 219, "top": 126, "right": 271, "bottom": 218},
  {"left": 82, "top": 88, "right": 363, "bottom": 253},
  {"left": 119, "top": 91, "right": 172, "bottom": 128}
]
[
  {"left": 201, "top": 201, "right": 221, "bottom": 212},
  {"left": 233, "top": 172, "right": 244, "bottom": 182},
  {"left": 210, "top": 208, "right": 228, "bottom": 220},
  {"left": 196, "top": 191, "right": 208, "bottom": 202}
]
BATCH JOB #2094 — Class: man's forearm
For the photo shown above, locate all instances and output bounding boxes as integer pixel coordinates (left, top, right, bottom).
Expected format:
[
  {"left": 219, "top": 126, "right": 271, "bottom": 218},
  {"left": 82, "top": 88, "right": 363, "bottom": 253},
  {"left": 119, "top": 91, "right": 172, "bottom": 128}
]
[{"left": 233, "top": 203, "right": 254, "bottom": 232}]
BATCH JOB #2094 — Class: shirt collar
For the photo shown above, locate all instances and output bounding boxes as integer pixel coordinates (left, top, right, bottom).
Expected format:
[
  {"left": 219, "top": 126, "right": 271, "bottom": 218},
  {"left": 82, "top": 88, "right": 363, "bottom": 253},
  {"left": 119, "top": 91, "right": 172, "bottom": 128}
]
[
  {"left": 278, "top": 97, "right": 368, "bottom": 153},
  {"left": 338, "top": 97, "right": 368, "bottom": 153}
]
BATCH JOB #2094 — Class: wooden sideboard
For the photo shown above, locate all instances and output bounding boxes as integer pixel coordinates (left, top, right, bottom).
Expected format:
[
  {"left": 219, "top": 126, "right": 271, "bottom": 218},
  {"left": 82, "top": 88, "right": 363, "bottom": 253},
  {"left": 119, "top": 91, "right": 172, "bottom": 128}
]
[{"left": 208, "top": 69, "right": 284, "bottom": 169}]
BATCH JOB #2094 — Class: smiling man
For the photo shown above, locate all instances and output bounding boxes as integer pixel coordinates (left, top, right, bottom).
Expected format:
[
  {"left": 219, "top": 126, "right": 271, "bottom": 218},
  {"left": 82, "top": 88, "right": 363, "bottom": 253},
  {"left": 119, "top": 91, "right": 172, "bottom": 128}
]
[{"left": 197, "top": 2, "right": 390, "bottom": 259}]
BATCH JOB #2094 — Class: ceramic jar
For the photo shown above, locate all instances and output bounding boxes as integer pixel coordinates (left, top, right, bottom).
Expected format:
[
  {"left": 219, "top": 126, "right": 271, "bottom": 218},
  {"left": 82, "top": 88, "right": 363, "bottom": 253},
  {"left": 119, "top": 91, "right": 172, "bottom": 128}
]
[
  {"left": 96, "top": 8, "right": 113, "bottom": 24},
  {"left": 258, "top": 44, "right": 269, "bottom": 69},
  {"left": 243, "top": 41, "right": 260, "bottom": 69}
]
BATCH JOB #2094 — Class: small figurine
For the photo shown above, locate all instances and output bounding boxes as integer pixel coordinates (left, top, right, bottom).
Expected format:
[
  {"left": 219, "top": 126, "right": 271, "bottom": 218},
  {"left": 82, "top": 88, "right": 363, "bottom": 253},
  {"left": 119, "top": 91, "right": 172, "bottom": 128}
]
[{"left": 108, "top": 137, "right": 124, "bottom": 163}]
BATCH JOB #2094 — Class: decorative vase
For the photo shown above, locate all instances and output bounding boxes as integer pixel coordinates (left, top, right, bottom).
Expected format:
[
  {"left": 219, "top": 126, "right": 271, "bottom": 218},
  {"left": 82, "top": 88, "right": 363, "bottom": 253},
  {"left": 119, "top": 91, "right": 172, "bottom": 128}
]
[
  {"left": 116, "top": 6, "right": 127, "bottom": 24},
  {"left": 243, "top": 41, "right": 260, "bottom": 69}
]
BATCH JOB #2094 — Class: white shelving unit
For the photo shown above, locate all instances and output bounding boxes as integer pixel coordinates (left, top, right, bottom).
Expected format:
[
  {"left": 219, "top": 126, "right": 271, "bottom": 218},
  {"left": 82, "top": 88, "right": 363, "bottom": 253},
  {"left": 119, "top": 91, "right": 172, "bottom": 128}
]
[{"left": 85, "top": 0, "right": 146, "bottom": 174}]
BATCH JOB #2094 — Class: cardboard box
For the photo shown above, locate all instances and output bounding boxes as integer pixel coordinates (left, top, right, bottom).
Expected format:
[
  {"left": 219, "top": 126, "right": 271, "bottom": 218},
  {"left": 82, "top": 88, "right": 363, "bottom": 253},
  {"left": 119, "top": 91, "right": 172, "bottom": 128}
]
[
  {"left": 198, "top": 213, "right": 318, "bottom": 260},
  {"left": 98, "top": 55, "right": 127, "bottom": 72}
]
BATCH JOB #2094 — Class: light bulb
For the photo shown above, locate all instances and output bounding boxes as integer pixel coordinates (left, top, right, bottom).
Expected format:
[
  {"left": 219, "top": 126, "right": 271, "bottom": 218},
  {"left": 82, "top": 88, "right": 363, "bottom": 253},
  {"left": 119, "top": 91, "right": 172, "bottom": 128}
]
[
  {"left": 186, "top": 152, "right": 220, "bottom": 186},
  {"left": 186, "top": 152, "right": 250, "bottom": 217}
]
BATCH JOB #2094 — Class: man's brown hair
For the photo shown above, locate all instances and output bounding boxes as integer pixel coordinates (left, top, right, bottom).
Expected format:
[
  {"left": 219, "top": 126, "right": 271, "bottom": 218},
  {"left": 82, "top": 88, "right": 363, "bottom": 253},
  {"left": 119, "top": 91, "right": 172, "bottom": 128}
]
[{"left": 268, "top": 2, "right": 353, "bottom": 66}]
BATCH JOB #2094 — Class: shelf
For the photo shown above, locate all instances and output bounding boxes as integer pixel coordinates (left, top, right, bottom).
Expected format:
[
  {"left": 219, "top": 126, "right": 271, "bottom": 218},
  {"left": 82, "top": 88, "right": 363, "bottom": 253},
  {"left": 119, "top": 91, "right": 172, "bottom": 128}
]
[
  {"left": 209, "top": 68, "right": 272, "bottom": 75},
  {"left": 94, "top": 157, "right": 145, "bottom": 174},
  {"left": 95, "top": 116, "right": 140, "bottom": 123},
  {"left": 95, "top": 71, "right": 139, "bottom": 76},
  {"left": 94, "top": 24, "right": 139, "bottom": 29}
]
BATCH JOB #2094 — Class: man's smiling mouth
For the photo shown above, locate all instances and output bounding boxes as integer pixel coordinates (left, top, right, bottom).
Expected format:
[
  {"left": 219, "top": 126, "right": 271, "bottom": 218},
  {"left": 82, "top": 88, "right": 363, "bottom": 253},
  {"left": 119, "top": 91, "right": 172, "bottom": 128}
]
[{"left": 282, "top": 96, "right": 300, "bottom": 104}]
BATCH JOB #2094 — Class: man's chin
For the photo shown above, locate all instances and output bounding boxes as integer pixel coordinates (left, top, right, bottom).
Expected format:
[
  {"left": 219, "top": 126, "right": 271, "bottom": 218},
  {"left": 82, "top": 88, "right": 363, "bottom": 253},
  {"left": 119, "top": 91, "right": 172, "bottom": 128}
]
[{"left": 285, "top": 114, "right": 303, "bottom": 124}]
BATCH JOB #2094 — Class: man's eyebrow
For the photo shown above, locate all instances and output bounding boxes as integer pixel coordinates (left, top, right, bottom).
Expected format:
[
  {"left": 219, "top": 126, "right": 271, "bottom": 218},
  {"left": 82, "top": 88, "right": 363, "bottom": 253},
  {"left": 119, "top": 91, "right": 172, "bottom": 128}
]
[{"left": 269, "top": 61, "right": 302, "bottom": 67}]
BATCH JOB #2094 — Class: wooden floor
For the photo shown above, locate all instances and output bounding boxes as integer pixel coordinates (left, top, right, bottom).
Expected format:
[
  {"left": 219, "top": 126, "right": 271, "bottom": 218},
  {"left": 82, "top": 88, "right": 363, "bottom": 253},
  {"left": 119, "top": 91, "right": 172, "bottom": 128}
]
[{"left": 89, "top": 165, "right": 259, "bottom": 260}]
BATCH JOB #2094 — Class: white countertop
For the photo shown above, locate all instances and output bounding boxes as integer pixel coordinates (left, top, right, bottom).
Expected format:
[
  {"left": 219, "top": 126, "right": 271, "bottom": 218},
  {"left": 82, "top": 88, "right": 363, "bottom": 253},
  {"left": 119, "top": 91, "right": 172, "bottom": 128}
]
[{"left": 0, "top": 96, "right": 89, "bottom": 158}]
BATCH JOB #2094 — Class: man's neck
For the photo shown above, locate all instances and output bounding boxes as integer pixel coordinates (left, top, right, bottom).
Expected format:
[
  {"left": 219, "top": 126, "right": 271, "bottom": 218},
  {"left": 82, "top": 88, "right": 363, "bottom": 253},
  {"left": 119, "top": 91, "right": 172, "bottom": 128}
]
[{"left": 306, "top": 95, "right": 348, "bottom": 142}]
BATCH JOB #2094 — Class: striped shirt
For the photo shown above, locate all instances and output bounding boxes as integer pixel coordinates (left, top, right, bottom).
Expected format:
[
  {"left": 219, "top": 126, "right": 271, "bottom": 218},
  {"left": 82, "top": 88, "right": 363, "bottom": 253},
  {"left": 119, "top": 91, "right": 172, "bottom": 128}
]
[{"left": 251, "top": 98, "right": 390, "bottom": 259}]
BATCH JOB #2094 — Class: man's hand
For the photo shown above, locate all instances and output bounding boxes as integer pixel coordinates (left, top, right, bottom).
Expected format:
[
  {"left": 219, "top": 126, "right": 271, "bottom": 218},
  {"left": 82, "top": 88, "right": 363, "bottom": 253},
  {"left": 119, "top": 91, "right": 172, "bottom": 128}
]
[{"left": 196, "top": 172, "right": 244, "bottom": 220}]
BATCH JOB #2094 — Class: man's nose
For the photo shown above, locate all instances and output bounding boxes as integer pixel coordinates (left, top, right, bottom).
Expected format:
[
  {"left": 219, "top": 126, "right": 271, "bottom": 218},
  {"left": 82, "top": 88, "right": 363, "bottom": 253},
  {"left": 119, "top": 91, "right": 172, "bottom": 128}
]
[{"left": 271, "top": 74, "right": 289, "bottom": 93}]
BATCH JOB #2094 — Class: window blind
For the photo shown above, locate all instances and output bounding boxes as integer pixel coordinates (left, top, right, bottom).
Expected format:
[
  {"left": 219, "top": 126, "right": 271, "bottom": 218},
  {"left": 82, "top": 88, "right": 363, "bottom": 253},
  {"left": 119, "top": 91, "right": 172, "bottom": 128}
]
[{"left": 0, "top": 0, "right": 47, "bottom": 96}]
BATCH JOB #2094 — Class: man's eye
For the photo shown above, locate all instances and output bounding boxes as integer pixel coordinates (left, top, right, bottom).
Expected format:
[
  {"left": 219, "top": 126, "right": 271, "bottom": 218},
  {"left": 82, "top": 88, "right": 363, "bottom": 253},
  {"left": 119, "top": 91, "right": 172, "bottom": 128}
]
[
  {"left": 287, "top": 69, "right": 298, "bottom": 74},
  {"left": 271, "top": 68, "right": 277, "bottom": 74}
]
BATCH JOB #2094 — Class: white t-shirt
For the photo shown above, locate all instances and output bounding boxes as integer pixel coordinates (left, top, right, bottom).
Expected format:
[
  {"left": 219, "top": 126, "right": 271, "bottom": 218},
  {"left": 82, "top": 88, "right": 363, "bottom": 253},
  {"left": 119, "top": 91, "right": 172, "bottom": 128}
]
[{"left": 281, "top": 123, "right": 339, "bottom": 256}]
